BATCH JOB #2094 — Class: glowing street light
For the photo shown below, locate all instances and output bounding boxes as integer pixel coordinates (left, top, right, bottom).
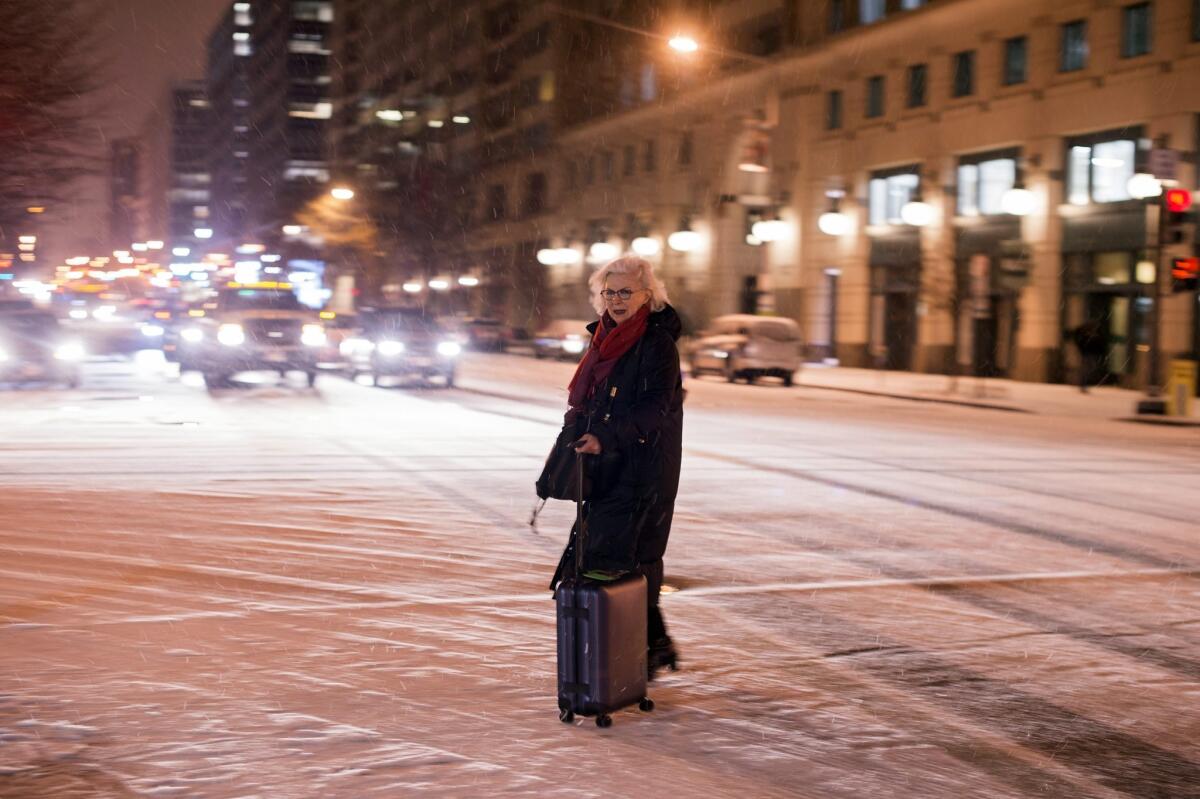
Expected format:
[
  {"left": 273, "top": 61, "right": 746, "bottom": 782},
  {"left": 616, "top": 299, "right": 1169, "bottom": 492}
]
[
  {"left": 282, "top": 224, "right": 303, "bottom": 236},
  {"left": 631, "top": 236, "right": 661, "bottom": 257},
  {"left": 668, "top": 35, "right": 699, "bottom": 54},
  {"left": 457, "top": 276, "right": 479, "bottom": 287},
  {"left": 330, "top": 187, "right": 355, "bottom": 201},
  {"left": 194, "top": 227, "right": 214, "bottom": 239}
]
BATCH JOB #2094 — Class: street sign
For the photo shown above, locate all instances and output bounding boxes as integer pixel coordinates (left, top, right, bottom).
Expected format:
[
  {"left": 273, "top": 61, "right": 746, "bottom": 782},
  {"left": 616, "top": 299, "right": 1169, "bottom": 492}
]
[{"left": 1149, "top": 148, "right": 1179, "bottom": 181}]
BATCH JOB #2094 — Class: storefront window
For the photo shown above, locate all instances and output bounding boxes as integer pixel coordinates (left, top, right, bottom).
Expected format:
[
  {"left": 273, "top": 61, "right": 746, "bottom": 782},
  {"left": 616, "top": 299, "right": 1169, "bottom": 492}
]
[
  {"left": 1094, "top": 251, "right": 1131, "bottom": 284},
  {"left": 868, "top": 171, "right": 919, "bottom": 225},
  {"left": 1067, "top": 137, "right": 1136, "bottom": 205},
  {"left": 957, "top": 155, "right": 1016, "bottom": 216}
]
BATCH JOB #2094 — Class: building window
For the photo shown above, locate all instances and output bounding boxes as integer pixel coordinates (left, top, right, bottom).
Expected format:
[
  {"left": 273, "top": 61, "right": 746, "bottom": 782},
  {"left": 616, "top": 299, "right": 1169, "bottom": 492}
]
[
  {"left": 907, "top": 64, "right": 927, "bottom": 108},
  {"left": 901, "top": 0, "right": 926, "bottom": 8},
  {"left": 952, "top": 51, "right": 975, "bottom": 97},
  {"left": 1003, "top": 36, "right": 1028, "bottom": 85},
  {"left": 829, "top": 0, "right": 845, "bottom": 33},
  {"left": 602, "top": 150, "right": 614, "bottom": 180},
  {"left": 623, "top": 144, "right": 635, "bottom": 177},
  {"left": 584, "top": 156, "right": 595, "bottom": 186},
  {"left": 1121, "top": 3, "right": 1152, "bottom": 58},
  {"left": 1194, "top": 0, "right": 1200, "bottom": 41},
  {"left": 292, "top": 1, "right": 334, "bottom": 22},
  {"left": 488, "top": 185, "right": 507, "bottom": 220},
  {"left": 524, "top": 172, "right": 546, "bottom": 216},
  {"left": 827, "top": 90, "right": 843, "bottom": 129},
  {"left": 1067, "top": 135, "right": 1137, "bottom": 205},
  {"left": 865, "top": 76, "right": 884, "bottom": 118},
  {"left": 860, "top": 0, "right": 885, "bottom": 24},
  {"left": 868, "top": 170, "right": 920, "bottom": 226},
  {"left": 643, "top": 139, "right": 656, "bottom": 173},
  {"left": 1060, "top": 20, "right": 1088, "bottom": 71},
  {"left": 957, "top": 154, "right": 1017, "bottom": 216},
  {"left": 679, "top": 131, "right": 693, "bottom": 167}
]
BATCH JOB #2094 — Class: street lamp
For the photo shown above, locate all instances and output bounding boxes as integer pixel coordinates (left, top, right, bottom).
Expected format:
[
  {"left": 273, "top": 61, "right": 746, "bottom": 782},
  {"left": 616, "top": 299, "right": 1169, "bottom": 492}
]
[
  {"left": 631, "top": 236, "right": 661, "bottom": 257},
  {"left": 1127, "top": 172, "right": 1163, "bottom": 199},
  {"left": 282, "top": 224, "right": 303, "bottom": 236},
  {"left": 900, "top": 184, "right": 935, "bottom": 227},
  {"left": 668, "top": 35, "right": 699, "bottom": 54},
  {"left": 330, "top": 187, "right": 355, "bottom": 201}
]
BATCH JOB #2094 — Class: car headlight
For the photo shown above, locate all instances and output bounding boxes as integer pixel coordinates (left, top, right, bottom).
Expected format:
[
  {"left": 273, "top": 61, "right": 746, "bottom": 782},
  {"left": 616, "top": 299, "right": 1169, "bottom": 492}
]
[
  {"left": 340, "top": 337, "right": 374, "bottom": 356},
  {"left": 437, "top": 341, "right": 462, "bottom": 357},
  {"left": 562, "top": 338, "right": 585, "bottom": 354},
  {"left": 55, "top": 342, "right": 85, "bottom": 361},
  {"left": 217, "top": 323, "right": 245, "bottom": 346},
  {"left": 301, "top": 324, "right": 326, "bottom": 347},
  {"left": 141, "top": 324, "right": 165, "bottom": 337},
  {"left": 68, "top": 309, "right": 88, "bottom": 320},
  {"left": 0, "top": 347, "right": 8, "bottom": 362},
  {"left": 181, "top": 327, "right": 204, "bottom": 343},
  {"left": 377, "top": 340, "right": 405, "bottom": 357}
]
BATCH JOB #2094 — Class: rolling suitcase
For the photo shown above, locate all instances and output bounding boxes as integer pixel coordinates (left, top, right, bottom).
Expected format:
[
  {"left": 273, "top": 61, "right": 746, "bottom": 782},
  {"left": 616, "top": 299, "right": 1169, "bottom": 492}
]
[{"left": 553, "top": 455, "right": 654, "bottom": 728}]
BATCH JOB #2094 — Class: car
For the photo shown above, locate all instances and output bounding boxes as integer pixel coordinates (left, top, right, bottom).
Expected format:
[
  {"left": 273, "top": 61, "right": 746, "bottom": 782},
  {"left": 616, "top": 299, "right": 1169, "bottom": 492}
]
[
  {"left": 342, "top": 306, "right": 460, "bottom": 387},
  {"left": 533, "top": 319, "right": 592, "bottom": 360},
  {"left": 462, "top": 317, "right": 505, "bottom": 351},
  {"left": 314, "top": 311, "right": 360, "bottom": 369},
  {"left": 688, "top": 314, "right": 803, "bottom": 386},
  {"left": 0, "top": 310, "right": 84, "bottom": 388},
  {"left": 176, "top": 282, "right": 325, "bottom": 388}
]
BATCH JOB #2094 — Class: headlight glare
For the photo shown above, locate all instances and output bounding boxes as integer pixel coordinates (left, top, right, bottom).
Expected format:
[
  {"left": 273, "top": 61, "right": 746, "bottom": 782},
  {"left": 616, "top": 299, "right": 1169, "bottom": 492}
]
[
  {"left": 181, "top": 327, "right": 204, "bottom": 343},
  {"left": 141, "top": 324, "right": 165, "bottom": 337},
  {"left": 55, "top": 342, "right": 85, "bottom": 361},
  {"left": 562, "top": 338, "right": 585, "bottom": 354},
  {"left": 437, "top": 341, "right": 462, "bottom": 357},
  {"left": 377, "top": 340, "right": 405, "bottom": 356},
  {"left": 340, "top": 337, "right": 374, "bottom": 356},
  {"left": 301, "top": 324, "right": 326, "bottom": 347},
  {"left": 217, "top": 324, "right": 245, "bottom": 346}
]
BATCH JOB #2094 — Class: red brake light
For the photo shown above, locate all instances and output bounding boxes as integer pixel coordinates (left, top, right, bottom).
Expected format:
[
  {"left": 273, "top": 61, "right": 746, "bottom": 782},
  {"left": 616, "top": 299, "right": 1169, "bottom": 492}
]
[{"left": 1165, "top": 188, "right": 1193, "bottom": 213}]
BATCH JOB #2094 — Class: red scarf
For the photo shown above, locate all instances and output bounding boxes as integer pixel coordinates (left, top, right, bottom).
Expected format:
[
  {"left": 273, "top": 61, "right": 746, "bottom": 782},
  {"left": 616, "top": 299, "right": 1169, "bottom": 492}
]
[{"left": 567, "top": 305, "right": 650, "bottom": 409}]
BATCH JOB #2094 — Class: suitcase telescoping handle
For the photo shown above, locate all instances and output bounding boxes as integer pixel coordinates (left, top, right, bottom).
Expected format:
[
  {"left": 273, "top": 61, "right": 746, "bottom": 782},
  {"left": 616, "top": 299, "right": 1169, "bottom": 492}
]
[{"left": 573, "top": 451, "right": 585, "bottom": 575}]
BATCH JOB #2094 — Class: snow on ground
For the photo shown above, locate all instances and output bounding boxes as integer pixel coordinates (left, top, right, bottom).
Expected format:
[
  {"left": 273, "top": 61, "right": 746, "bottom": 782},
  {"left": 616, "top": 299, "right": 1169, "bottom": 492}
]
[{"left": 1, "top": 352, "right": 1198, "bottom": 797}]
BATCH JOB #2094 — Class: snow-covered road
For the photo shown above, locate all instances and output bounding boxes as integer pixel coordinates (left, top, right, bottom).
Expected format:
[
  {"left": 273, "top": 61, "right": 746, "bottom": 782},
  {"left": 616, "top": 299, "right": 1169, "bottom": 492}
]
[{"left": 2, "top": 353, "right": 1198, "bottom": 797}]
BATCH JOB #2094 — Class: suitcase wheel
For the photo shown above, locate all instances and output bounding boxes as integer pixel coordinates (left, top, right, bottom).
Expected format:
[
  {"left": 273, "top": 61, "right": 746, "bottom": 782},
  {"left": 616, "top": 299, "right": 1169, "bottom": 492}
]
[
  {"left": 595, "top": 714, "right": 613, "bottom": 728},
  {"left": 639, "top": 697, "right": 655, "bottom": 712},
  {"left": 559, "top": 708, "right": 574, "bottom": 724}
]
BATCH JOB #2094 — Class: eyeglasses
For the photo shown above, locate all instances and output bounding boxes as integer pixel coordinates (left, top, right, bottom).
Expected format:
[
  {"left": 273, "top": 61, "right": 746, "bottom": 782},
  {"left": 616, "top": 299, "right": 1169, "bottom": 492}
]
[{"left": 600, "top": 288, "right": 643, "bottom": 302}]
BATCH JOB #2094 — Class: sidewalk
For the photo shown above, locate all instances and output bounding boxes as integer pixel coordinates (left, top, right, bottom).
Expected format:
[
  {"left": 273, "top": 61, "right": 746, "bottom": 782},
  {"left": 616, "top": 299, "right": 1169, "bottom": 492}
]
[{"left": 796, "top": 364, "right": 1200, "bottom": 426}]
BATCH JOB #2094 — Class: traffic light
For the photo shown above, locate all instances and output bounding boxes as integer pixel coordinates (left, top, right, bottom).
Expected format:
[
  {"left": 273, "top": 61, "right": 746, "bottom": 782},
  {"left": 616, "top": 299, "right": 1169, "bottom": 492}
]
[
  {"left": 1165, "top": 188, "right": 1194, "bottom": 245},
  {"left": 1172, "top": 256, "right": 1199, "bottom": 293}
]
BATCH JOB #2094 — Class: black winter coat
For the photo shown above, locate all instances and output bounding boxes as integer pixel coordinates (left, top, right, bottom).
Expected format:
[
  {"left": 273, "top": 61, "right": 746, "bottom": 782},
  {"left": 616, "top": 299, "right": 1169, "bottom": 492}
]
[{"left": 562, "top": 305, "right": 685, "bottom": 572}]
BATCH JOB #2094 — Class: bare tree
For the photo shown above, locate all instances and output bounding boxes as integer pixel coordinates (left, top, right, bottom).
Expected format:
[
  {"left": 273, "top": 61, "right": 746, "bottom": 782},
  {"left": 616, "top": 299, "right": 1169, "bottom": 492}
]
[
  {"left": 0, "top": 1, "right": 104, "bottom": 236},
  {"left": 293, "top": 193, "right": 381, "bottom": 298}
]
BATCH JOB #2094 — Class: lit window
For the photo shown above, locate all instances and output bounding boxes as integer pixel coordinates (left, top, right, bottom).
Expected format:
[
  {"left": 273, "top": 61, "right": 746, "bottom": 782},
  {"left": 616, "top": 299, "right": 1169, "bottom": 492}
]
[
  {"left": 288, "top": 102, "right": 332, "bottom": 119},
  {"left": 1067, "top": 137, "right": 1136, "bottom": 205},
  {"left": 901, "top": 0, "right": 926, "bottom": 7},
  {"left": 292, "top": 1, "right": 333, "bottom": 22},
  {"left": 235, "top": 41, "right": 252, "bottom": 56},
  {"left": 868, "top": 171, "right": 919, "bottom": 225},
  {"left": 233, "top": 31, "right": 249, "bottom": 41},
  {"left": 235, "top": 11, "right": 251, "bottom": 26},
  {"left": 957, "top": 156, "right": 1016, "bottom": 216},
  {"left": 860, "top": 0, "right": 885, "bottom": 24},
  {"left": 288, "top": 39, "right": 329, "bottom": 54}
]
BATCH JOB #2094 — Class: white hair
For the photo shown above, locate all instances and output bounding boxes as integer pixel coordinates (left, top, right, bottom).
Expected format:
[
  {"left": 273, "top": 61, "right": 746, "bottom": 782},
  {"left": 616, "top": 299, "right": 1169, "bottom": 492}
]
[{"left": 588, "top": 255, "right": 670, "bottom": 315}]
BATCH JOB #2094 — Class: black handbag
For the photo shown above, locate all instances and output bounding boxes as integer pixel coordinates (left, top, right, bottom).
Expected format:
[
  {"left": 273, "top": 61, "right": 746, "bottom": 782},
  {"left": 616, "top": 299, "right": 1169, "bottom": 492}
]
[{"left": 535, "top": 429, "right": 622, "bottom": 501}]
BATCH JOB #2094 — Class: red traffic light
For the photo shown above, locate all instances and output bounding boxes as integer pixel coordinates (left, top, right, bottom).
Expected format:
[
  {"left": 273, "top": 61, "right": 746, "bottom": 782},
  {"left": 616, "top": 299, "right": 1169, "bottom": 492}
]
[{"left": 1165, "top": 188, "right": 1193, "bottom": 213}]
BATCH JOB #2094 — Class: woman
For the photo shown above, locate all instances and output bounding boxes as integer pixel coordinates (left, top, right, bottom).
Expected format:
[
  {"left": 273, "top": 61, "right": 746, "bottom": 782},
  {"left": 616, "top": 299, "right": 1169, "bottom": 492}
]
[{"left": 557, "top": 254, "right": 684, "bottom": 678}]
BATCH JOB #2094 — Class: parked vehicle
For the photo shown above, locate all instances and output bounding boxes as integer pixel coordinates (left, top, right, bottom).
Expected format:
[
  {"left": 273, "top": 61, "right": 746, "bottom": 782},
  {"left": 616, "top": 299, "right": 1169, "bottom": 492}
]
[
  {"left": 316, "top": 311, "right": 360, "bottom": 369},
  {"left": 343, "top": 306, "right": 460, "bottom": 387},
  {"left": 533, "top": 319, "right": 592, "bottom": 360},
  {"left": 0, "top": 309, "right": 84, "bottom": 388},
  {"left": 688, "top": 314, "right": 803, "bottom": 386},
  {"left": 463, "top": 317, "right": 505, "bottom": 351}
]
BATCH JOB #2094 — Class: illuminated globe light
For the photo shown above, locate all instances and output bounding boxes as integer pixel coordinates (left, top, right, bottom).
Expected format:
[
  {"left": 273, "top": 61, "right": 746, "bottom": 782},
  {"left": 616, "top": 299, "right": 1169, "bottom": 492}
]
[
  {"left": 458, "top": 276, "right": 479, "bottom": 287},
  {"left": 589, "top": 241, "right": 619, "bottom": 262},
  {"left": 146, "top": 240, "right": 164, "bottom": 250},
  {"left": 402, "top": 281, "right": 423, "bottom": 293},
  {"left": 818, "top": 211, "right": 852, "bottom": 236},
  {"left": 1126, "top": 173, "right": 1163, "bottom": 200},
  {"left": 668, "top": 230, "right": 701, "bottom": 252},
  {"left": 537, "top": 248, "right": 562, "bottom": 266},
  {"left": 172, "top": 246, "right": 190, "bottom": 257},
  {"left": 900, "top": 200, "right": 935, "bottom": 227},
  {"left": 194, "top": 227, "right": 214, "bottom": 239},
  {"left": 631, "top": 236, "right": 661, "bottom": 257},
  {"left": 282, "top": 224, "right": 303, "bottom": 236},
  {"left": 330, "top": 187, "right": 355, "bottom": 200},
  {"left": 1001, "top": 187, "right": 1036, "bottom": 216},
  {"left": 750, "top": 219, "right": 787, "bottom": 242},
  {"left": 428, "top": 279, "right": 450, "bottom": 291}
]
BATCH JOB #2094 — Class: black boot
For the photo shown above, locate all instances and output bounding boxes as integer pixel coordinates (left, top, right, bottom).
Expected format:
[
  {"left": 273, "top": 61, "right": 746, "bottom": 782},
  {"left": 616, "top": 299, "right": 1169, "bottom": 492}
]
[{"left": 648, "top": 636, "right": 679, "bottom": 681}]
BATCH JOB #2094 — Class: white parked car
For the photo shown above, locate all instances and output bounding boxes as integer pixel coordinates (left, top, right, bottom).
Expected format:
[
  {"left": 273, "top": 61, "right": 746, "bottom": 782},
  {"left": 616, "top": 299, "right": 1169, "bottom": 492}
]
[{"left": 688, "top": 314, "right": 803, "bottom": 386}]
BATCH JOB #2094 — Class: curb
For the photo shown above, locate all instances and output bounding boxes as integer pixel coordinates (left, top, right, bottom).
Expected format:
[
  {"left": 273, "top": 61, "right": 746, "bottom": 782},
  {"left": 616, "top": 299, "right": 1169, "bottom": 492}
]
[{"left": 798, "top": 383, "right": 1030, "bottom": 414}]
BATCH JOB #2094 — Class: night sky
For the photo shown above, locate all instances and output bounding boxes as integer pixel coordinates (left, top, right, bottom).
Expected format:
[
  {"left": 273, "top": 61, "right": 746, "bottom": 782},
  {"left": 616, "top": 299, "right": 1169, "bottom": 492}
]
[{"left": 48, "top": 0, "right": 230, "bottom": 259}]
